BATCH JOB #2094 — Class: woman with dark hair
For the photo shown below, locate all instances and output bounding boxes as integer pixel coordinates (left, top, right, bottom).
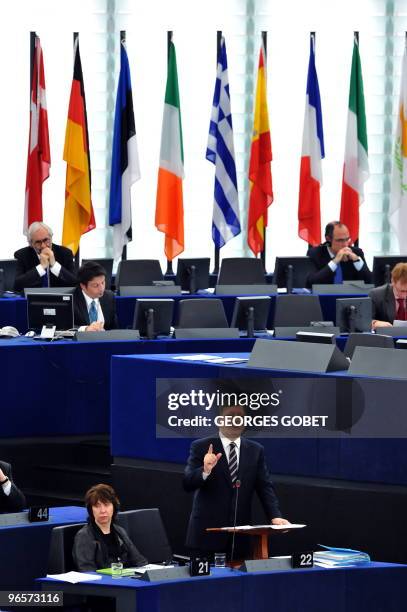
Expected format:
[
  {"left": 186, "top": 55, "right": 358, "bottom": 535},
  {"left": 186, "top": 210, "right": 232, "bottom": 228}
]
[{"left": 73, "top": 483, "right": 147, "bottom": 571}]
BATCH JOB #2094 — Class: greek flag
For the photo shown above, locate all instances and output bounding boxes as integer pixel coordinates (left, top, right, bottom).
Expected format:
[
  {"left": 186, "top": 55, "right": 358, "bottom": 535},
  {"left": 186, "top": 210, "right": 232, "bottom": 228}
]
[{"left": 206, "top": 36, "right": 240, "bottom": 248}]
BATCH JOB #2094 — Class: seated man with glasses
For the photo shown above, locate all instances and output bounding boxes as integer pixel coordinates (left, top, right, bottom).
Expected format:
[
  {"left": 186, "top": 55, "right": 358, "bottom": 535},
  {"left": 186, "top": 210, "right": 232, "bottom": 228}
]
[
  {"left": 306, "top": 221, "right": 372, "bottom": 288},
  {"left": 14, "top": 222, "right": 76, "bottom": 292}
]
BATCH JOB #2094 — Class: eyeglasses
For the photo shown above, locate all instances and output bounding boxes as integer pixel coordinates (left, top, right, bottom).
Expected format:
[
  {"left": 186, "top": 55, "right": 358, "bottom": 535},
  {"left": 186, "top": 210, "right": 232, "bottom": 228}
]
[
  {"left": 32, "top": 237, "right": 51, "bottom": 247},
  {"left": 332, "top": 237, "right": 351, "bottom": 243}
]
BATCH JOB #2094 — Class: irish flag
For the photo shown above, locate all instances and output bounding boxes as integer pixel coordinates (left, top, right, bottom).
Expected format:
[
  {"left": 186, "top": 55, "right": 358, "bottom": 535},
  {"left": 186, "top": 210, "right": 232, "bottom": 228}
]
[
  {"left": 155, "top": 40, "right": 184, "bottom": 261},
  {"left": 340, "top": 35, "right": 369, "bottom": 243},
  {"left": 389, "top": 38, "right": 407, "bottom": 253},
  {"left": 298, "top": 34, "right": 324, "bottom": 247},
  {"left": 247, "top": 40, "right": 273, "bottom": 256}
]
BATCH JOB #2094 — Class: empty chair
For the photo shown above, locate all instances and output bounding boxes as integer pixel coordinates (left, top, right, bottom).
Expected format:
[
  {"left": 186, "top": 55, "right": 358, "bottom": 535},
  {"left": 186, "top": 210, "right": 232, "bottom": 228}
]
[
  {"left": 273, "top": 295, "right": 323, "bottom": 327},
  {"left": 116, "top": 259, "right": 163, "bottom": 289},
  {"left": 82, "top": 258, "right": 113, "bottom": 290},
  {"left": 47, "top": 523, "right": 86, "bottom": 573},
  {"left": 116, "top": 508, "right": 172, "bottom": 564},
  {"left": 217, "top": 257, "right": 266, "bottom": 285},
  {"left": 177, "top": 298, "right": 228, "bottom": 328},
  {"left": 344, "top": 332, "right": 394, "bottom": 359}
]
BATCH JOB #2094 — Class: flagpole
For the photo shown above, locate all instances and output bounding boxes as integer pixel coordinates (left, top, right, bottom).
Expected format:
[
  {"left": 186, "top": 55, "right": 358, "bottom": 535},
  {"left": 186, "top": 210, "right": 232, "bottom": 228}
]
[
  {"left": 308, "top": 30, "right": 316, "bottom": 254},
  {"left": 212, "top": 30, "right": 222, "bottom": 277},
  {"left": 260, "top": 30, "right": 268, "bottom": 272},
  {"left": 30, "top": 32, "right": 36, "bottom": 95},
  {"left": 73, "top": 32, "right": 80, "bottom": 270},
  {"left": 165, "top": 30, "right": 174, "bottom": 277},
  {"left": 120, "top": 30, "right": 128, "bottom": 262}
]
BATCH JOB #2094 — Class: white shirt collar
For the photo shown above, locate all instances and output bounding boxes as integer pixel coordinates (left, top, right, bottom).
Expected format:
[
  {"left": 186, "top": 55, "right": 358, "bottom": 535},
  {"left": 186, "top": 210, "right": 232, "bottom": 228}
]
[
  {"left": 81, "top": 290, "right": 100, "bottom": 309},
  {"left": 219, "top": 432, "right": 241, "bottom": 451}
]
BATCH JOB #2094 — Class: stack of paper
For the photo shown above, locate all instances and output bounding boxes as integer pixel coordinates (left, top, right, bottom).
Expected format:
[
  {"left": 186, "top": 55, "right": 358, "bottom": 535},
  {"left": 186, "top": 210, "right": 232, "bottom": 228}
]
[{"left": 314, "top": 545, "right": 370, "bottom": 568}]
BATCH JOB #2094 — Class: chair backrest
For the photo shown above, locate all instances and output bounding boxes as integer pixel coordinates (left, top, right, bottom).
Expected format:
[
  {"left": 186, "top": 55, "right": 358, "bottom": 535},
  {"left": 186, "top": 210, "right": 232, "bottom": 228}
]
[
  {"left": 344, "top": 332, "right": 394, "bottom": 359},
  {"left": 218, "top": 258, "right": 265, "bottom": 285},
  {"left": 273, "top": 295, "right": 323, "bottom": 327},
  {"left": 177, "top": 298, "right": 228, "bottom": 328},
  {"left": 116, "top": 508, "right": 172, "bottom": 564},
  {"left": 116, "top": 260, "right": 163, "bottom": 289},
  {"left": 0, "top": 259, "right": 17, "bottom": 292},
  {"left": 81, "top": 258, "right": 114, "bottom": 290},
  {"left": 47, "top": 523, "right": 86, "bottom": 574}
]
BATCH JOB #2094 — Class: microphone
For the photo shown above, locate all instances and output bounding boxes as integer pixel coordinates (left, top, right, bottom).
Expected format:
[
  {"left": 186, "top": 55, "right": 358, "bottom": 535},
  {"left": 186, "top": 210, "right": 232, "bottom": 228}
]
[{"left": 230, "top": 479, "right": 241, "bottom": 569}]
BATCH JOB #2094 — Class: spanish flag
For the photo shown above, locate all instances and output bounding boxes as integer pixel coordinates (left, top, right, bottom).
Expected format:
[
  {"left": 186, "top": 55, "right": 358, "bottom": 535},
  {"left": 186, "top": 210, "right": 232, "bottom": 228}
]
[
  {"left": 247, "top": 41, "right": 273, "bottom": 256},
  {"left": 62, "top": 34, "right": 95, "bottom": 255}
]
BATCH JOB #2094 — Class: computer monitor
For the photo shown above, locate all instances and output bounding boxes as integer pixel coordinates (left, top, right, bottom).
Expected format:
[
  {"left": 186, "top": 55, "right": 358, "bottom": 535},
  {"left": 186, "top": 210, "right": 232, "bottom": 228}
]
[
  {"left": 273, "top": 257, "right": 314, "bottom": 292},
  {"left": 372, "top": 256, "right": 407, "bottom": 287},
  {"left": 176, "top": 258, "right": 210, "bottom": 293},
  {"left": 27, "top": 293, "right": 74, "bottom": 332},
  {"left": 230, "top": 296, "right": 271, "bottom": 337},
  {"left": 132, "top": 299, "right": 174, "bottom": 339},
  {"left": 336, "top": 297, "right": 372, "bottom": 333},
  {"left": 0, "top": 259, "right": 17, "bottom": 292}
]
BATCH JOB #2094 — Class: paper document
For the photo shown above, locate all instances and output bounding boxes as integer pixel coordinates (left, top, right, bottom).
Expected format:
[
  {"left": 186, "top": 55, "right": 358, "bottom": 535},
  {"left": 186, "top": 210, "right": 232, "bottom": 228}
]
[
  {"left": 172, "top": 354, "right": 219, "bottom": 361},
  {"left": 221, "top": 524, "right": 305, "bottom": 531},
  {"left": 47, "top": 571, "right": 101, "bottom": 584},
  {"left": 134, "top": 564, "right": 174, "bottom": 574}
]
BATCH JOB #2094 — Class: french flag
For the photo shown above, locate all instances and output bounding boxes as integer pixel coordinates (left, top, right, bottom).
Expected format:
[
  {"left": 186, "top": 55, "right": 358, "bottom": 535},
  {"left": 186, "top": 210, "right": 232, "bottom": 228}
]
[{"left": 298, "top": 34, "right": 324, "bottom": 246}]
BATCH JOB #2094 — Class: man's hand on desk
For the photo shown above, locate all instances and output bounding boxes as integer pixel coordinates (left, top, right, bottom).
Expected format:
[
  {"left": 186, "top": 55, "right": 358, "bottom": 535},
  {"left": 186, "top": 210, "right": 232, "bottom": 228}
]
[
  {"left": 203, "top": 444, "right": 222, "bottom": 475},
  {"left": 271, "top": 518, "right": 290, "bottom": 526},
  {"left": 86, "top": 322, "right": 104, "bottom": 332}
]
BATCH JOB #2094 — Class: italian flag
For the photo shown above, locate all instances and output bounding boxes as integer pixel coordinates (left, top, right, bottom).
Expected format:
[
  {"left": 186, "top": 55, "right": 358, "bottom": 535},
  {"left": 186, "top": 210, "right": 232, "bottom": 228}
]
[
  {"left": 340, "top": 36, "right": 369, "bottom": 243},
  {"left": 155, "top": 40, "right": 184, "bottom": 261}
]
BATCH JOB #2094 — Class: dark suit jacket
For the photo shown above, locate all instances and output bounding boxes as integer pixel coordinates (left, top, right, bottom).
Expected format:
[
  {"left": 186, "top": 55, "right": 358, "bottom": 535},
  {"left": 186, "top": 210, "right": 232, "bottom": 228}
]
[
  {"left": 306, "top": 244, "right": 372, "bottom": 288},
  {"left": 183, "top": 436, "right": 282, "bottom": 552},
  {"left": 14, "top": 244, "right": 76, "bottom": 292},
  {"left": 369, "top": 283, "right": 396, "bottom": 324},
  {"left": 73, "top": 287, "right": 119, "bottom": 330},
  {"left": 0, "top": 461, "right": 26, "bottom": 513}
]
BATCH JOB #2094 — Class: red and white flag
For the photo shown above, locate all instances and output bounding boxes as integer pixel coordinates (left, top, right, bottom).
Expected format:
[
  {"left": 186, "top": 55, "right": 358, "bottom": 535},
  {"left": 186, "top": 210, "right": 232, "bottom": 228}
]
[{"left": 24, "top": 35, "right": 50, "bottom": 235}]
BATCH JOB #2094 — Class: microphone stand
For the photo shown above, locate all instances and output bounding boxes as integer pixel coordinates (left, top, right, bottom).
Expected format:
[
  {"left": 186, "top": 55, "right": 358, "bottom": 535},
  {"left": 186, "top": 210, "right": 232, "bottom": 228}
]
[{"left": 229, "top": 479, "right": 241, "bottom": 570}]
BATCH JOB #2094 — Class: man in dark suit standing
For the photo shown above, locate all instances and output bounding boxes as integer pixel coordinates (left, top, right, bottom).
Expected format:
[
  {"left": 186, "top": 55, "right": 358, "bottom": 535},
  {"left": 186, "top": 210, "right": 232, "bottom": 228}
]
[
  {"left": 370, "top": 262, "right": 407, "bottom": 330},
  {"left": 306, "top": 221, "right": 372, "bottom": 288},
  {"left": 74, "top": 261, "right": 118, "bottom": 331},
  {"left": 183, "top": 405, "right": 289, "bottom": 558},
  {"left": 0, "top": 461, "right": 26, "bottom": 513},
  {"left": 14, "top": 222, "right": 76, "bottom": 292}
]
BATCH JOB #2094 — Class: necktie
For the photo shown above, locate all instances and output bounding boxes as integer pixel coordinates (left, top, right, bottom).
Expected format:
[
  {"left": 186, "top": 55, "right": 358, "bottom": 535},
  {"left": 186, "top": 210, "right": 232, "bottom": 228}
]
[
  {"left": 333, "top": 264, "right": 343, "bottom": 284},
  {"left": 89, "top": 300, "right": 98, "bottom": 324},
  {"left": 228, "top": 442, "right": 238, "bottom": 483},
  {"left": 41, "top": 269, "right": 49, "bottom": 287},
  {"left": 396, "top": 299, "right": 406, "bottom": 321}
]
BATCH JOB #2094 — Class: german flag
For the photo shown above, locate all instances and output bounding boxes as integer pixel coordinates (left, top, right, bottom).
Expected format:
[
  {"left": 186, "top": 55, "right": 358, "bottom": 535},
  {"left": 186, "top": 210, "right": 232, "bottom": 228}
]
[{"left": 62, "top": 33, "right": 95, "bottom": 255}]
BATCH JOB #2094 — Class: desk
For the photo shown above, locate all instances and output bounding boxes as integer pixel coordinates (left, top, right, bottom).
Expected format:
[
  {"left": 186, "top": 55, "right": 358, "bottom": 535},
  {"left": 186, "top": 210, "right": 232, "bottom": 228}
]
[
  {"left": 40, "top": 562, "right": 407, "bottom": 612},
  {"left": 1, "top": 506, "right": 86, "bottom": 590},
  {"left": 111, "top": 353, "right": 407, "bottom": 485}
]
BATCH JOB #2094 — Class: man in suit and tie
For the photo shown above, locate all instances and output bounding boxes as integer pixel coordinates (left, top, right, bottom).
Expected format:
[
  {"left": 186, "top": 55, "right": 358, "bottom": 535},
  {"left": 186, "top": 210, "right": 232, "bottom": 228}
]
[
  {"left": 0, "top": 461, "right": 26, "bottom": 513},
  {"left": 370, "top": 262, "right": 407, "bottom": 330},
  {"left": 306, "top": 221, "right": 372, "bottom": 287},
  {"left": 14, "top": 222, "right": 76, "bottom": 292},
  {"left": 183, "top": 404, "right": 289, "bottom": 559},
  {"left": 74, "top": 261, "right": 118, "bottom": 331}
]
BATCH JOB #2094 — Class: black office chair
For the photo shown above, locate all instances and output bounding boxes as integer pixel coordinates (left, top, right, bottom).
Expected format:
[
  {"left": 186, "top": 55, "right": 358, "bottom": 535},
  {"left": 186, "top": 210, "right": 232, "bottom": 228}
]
[
  {"left": 47, "top": 523, "right": 86, "bottom": 573},
  {"left": 177, "top": 298, "right": 228, "bottom": 328},
  {"left": 116, "top": 259, "right": 163, "bottom": 290},
  {"left": 272, "top": 295, "right": 323, "bottom": 327},
  {"left": 82, "top": 258, "right": 114, "bottom": 290},
  {"left": 344, "top": 333, "right": 394, "bottom": 359},
  {"left": 217, "top": 257, "right": 266, "bottom": 285},
  {"left": 0, "top": 259, "right": 17, "bottom": 292},
  {"left": 116, "top": 508, "right": 172, "bottom": 564}
]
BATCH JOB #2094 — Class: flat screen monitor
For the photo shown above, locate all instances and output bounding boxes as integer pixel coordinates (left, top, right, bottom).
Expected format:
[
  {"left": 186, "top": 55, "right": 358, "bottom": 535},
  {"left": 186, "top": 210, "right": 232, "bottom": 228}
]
[
  {"left": 133, "top": 299, "right": 174, "bottom": 339},
  {"left": 273, "top": 257, "right": 314, "bottom": 291},
  {"left": 336, "top": 297, "right": 372, "bottom": 333},
  {"left": 176, "top": 258, "right": 210, "bottom": 293},
  {"left": 230, "top": 296, "right": 271, "bottom": 337},
  {"left": 27, "top": 293, "right": 74, "bottom": 332},
  {"left": 0, "top": 259, "right": 17, "bottom": 292},
  {"left": 372, "top": 256, "right": 407, "bottom": 287}
]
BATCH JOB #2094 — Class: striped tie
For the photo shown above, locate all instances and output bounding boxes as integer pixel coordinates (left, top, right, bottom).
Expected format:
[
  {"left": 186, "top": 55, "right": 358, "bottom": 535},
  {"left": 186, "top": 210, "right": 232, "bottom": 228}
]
[{"left": 228, "top": 442, "right": 238, "bottom": 483}]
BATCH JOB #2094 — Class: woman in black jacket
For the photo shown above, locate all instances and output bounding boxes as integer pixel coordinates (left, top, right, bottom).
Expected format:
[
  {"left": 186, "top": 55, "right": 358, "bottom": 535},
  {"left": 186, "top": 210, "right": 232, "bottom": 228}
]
[{"left": 73, "top": 483, "right": 147, "bottom": 571}]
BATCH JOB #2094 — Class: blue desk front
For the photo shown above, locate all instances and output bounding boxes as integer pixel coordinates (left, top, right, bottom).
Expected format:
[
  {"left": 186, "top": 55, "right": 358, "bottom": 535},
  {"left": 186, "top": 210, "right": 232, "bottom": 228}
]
[
  {"left": 0, "top": 291, "right": 365, "bottom": 331},
  {"left": 111, "top": 353, "right": 407, "bottom": 485},
  {"left": 40, "top": 562, "right": 407, "bottom": 612},
  {"left": 1, "top": 505, "right": 86, "bottom": 590}
]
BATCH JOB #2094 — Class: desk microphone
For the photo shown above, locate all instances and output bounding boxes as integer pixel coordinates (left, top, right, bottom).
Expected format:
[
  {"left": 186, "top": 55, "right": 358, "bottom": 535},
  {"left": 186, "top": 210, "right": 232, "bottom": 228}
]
[{"left": 230, "top": 479, "right": 241, "bottom": 569}]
